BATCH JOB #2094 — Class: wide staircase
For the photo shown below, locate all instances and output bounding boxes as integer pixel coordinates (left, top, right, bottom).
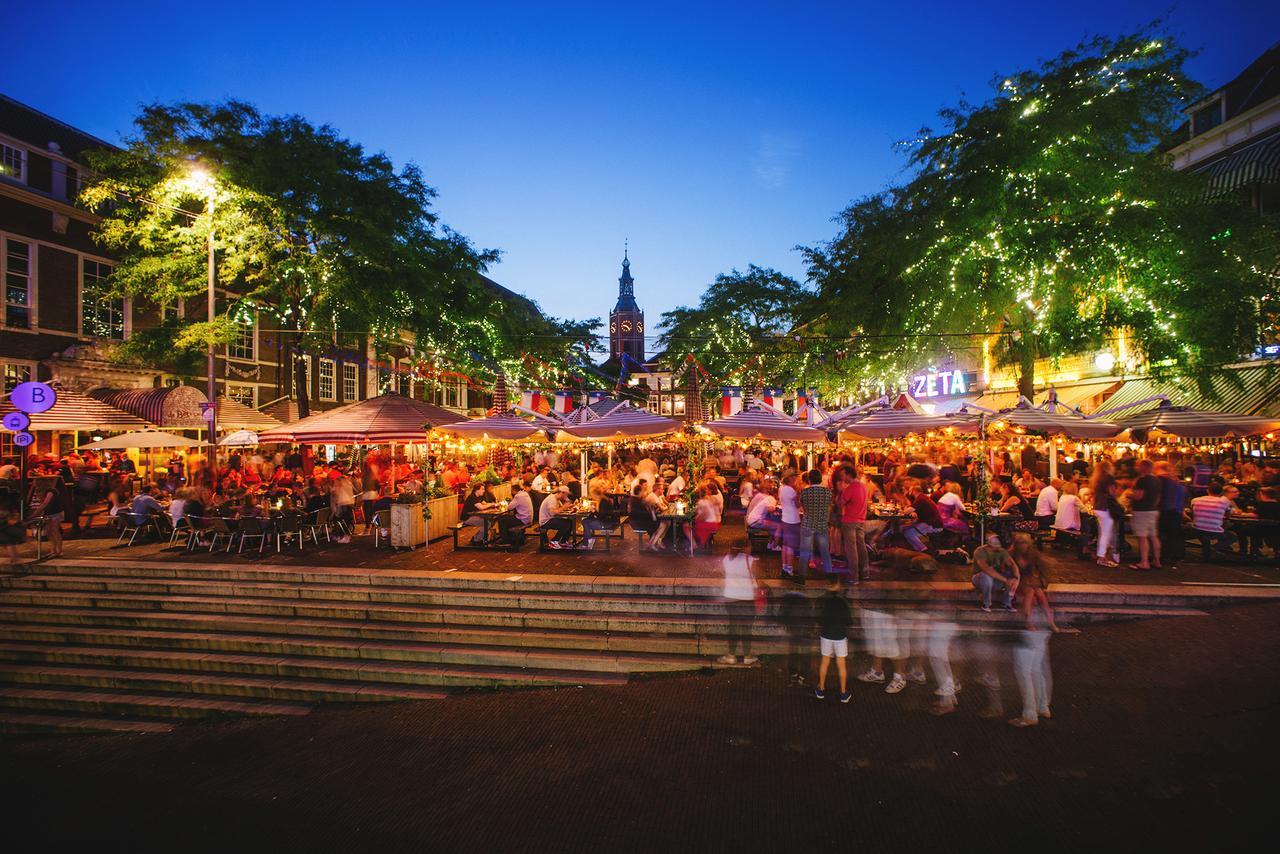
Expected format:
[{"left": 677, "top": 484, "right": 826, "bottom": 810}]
[{"left": 0, "top": 558, "right": 1255, "bottom": 734}]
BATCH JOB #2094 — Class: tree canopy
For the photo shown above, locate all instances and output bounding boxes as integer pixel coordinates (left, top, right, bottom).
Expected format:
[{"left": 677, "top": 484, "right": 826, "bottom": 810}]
[
  {"left": 656, "top": 265, "right": 814, "bottom": 389},
  {"left": 82, "top": 100, "right": 590, "bottom": 413},
  {"left": 803, "top": 31, "right": 1280, "bottom": 398}
]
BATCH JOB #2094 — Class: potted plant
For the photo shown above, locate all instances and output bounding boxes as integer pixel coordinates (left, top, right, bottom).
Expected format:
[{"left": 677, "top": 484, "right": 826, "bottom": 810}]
[{"left": 389, "top": 490, "right": 428, "bottom": 549}]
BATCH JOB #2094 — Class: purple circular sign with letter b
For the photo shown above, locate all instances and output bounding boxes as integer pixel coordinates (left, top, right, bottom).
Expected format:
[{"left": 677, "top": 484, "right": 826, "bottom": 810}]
[
  {"left": 2, "top": 412, "right": 30, "bottom": 431},
  {"left": 10, "top": 381, "right": 56, "bottom": 414}
]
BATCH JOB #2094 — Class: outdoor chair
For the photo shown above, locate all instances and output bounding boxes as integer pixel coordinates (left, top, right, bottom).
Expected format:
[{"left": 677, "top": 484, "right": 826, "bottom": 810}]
[
  {"left": 184, "top": 516, "right": 208, "bottom": 551},
  {"left": 202, "top": 515, "right": 237, "bottom": 553},
  {"left": 236, "top": 516, "right": 269, "bottom": 554},
  {"left": 275, "top": 510, "right": 306, "bottom": 551},
  {"left": 304, "top": 507, "right": 332, "bottom": 545},
  {"left": 116, "top": 511, "right": 158, "bottom": 546},
  {"left": 168, "top": 515, "right": 192, "bottom": 546}
]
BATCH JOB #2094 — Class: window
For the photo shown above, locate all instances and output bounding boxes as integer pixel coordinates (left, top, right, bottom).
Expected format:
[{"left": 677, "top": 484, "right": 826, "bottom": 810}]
[
  {"left": 161, "top": 299, "right": 181, "bottom": 322},
  {"left": 342, "top": 362, "right": 358, "bottom": 401},
  {"left": 319, "top": 358, "right": 335, "bottom": 401},
  {"left": 225, "top": 384, "right": 255, "bottom": 407},
  {"left": 81, "top": 259, "right": 124, "bottom": 339},
  {"left": 0, "top": 144, "right": 25, "bottom": 183},
  {"left": 4, "top": 238, "right": 31, "bottom": 328},
  {"left": 3, "top": 362, "right": 32, "bottom": 394},
  {"left": 1192, "top": 99, "right": 1223, "bottom": 136},
  {"left": 292, "top": 354, "right": 313, "bottom": 397},
  {"left": 396, "top": 359, "right": 412, "bottom": 396},
  {"left": 228, "top": 313, "right": 255, "bottom": 361}
]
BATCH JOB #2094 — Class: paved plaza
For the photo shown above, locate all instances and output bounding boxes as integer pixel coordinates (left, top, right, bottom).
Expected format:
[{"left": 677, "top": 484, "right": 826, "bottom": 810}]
[{"left": 2, "top": 601, "right": 1277, "bottom": 852}]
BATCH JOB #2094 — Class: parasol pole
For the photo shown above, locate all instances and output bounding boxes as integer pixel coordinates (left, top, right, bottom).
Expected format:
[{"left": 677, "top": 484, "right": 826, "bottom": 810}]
[{"left": 1047, "top": 439, "right": 1057, "bottom": 481}]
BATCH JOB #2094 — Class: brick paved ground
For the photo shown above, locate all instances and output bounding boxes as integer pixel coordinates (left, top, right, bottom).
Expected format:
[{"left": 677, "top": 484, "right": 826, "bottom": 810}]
[
  {"left": 46, "top": 512, "right": 1280, "bottom": 588},
  {"left": 2, "top": 602, "right": 1276, "bottom": 852}
]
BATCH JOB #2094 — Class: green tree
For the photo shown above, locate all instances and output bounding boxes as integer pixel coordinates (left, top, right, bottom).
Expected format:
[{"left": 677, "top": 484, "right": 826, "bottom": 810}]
[
  {"left": 807, "top": 31, "right": 1280, "bottom": 398},
  {"left": 657, "top": 265, "right": 814, "bottom": 390},
  {"left": 82, "top": 100, "right": 498, "bottom": 417}
]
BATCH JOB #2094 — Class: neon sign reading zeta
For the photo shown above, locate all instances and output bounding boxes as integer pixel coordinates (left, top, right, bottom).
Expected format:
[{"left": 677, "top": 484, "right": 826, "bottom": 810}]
[{"left": 910, "top": 370, "right": 968, "bottom": 398}]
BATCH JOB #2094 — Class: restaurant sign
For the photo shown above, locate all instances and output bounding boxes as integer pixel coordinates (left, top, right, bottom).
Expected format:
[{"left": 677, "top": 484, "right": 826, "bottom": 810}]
[{"left": 910, "top": 370, "right": 977, "bottom": 399}]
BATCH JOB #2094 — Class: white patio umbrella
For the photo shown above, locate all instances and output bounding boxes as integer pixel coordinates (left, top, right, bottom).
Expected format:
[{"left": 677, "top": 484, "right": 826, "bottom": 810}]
[
  {"left": 218, "top": 430, "right": 261, "bottom": 447},
  {"left": 80, "top": 431, "right": 203, "bottom": 449}
]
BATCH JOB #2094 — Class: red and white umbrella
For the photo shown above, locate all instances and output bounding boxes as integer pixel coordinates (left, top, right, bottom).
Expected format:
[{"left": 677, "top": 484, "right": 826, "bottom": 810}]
[
  {"left": 1117, "top": 401, "right": 1280, "bottom": 438},
  {"left": 563, "top": 404, "right": 680, "bottom": 440},
  {"left": 704, "top": 404, "right": 826, "bottom": 441},
  {"left": 433, "top": 413, "right": 566, "bottom": 443},
  {"left": 257, "top": 393, "right": 464, "bottom": 444},
  {"left": 833, "top": 406, "right": 981, "bottom": 439}
]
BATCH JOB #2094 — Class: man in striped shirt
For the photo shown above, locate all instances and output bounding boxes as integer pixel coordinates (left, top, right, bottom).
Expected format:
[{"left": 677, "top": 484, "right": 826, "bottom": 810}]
[{"left": 1188, "top": 482, "right": 1237, "bottom": 555}]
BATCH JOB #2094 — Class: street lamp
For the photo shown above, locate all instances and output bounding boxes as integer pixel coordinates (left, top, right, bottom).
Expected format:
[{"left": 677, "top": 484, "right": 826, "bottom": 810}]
[{"left": 183, "top": 163, "right": 218, "bottom": 489}]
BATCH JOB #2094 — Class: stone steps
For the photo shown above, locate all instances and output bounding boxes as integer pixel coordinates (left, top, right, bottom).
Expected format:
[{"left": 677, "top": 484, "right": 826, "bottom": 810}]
[
  {"left": 0, "top": 712, "right": 175, "bottom": 735},
  {"left": 0, "top": 558, "right": 1254, "bottom": 735},
  {"left": 0, "top": 685, "right": 312, "bottom": 720}
]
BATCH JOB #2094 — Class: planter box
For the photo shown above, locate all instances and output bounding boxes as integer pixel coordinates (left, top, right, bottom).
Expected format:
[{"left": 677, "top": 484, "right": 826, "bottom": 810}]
[
  {"left": 390, "top": 503, "right": 428, "bottom": 549},
  {"left": 425, "top": 494, "right": 460, "bottom": 542},
  {"left": 492, "top": 482, "right": 512, "bottom": 502}
]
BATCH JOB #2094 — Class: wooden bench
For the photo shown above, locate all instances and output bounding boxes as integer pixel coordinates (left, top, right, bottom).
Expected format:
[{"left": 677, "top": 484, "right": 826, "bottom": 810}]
[{"left": 451, "top": 522, "right": 521, "bottom": 551}]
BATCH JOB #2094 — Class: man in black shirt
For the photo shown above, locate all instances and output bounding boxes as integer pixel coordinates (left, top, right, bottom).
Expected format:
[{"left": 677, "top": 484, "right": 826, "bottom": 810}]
[
  {"left": 1069, "top": 451, "right": 1089, "bottom": 479},
  {"left": 1130, "top": 459, "right": 1163, "bottom": 570}
]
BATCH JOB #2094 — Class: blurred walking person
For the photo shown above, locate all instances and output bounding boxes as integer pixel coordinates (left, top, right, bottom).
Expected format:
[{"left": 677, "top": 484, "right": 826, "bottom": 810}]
[{"left": 716, "top": 543, "right": 759, "bottom": 666}]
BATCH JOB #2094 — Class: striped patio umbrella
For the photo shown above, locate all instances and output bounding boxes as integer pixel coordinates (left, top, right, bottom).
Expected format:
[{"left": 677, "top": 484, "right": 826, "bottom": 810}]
[
  {"left": 704, "top": 404, "right": 826, "bottom": 441},
  {"left": 1116, "top": 401, "right": 1280, "bottom": 438},
  {"left": 257, "top": 393, "right": 464, "bottom": 444},
  {"left": 3, "top": 384, "right": 152, "bottom": 432},
  {"left": 988, "top": 403, "right": 1123, "bottom": 439},
  {"left": 834, "top": 406, "right": 982, "bottom": 440},
  {"left": 80, "top": 431, "right": 202, "bottom": 450},
  {"left": 563, "top": 404, "right": 680, "bottom": 440},
  {"left": 433, "top": 414, "right": 564, "bottom": 442}
]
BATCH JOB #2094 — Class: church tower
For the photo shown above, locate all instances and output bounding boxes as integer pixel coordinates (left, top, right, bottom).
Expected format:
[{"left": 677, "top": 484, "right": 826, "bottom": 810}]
[{"left": 608, "top": 247, "right": 645, "bottom": 362}]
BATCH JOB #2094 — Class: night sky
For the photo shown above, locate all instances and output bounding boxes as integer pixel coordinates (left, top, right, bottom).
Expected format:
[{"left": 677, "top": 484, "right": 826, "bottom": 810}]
[{"left": 4, "top": 1, "right": 1277, "bottom": 334}]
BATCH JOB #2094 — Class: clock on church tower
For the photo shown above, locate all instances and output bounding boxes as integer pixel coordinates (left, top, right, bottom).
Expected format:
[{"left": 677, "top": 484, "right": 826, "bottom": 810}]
[{"left": 608, "top": 249, "right": 645, "bottom": 362}]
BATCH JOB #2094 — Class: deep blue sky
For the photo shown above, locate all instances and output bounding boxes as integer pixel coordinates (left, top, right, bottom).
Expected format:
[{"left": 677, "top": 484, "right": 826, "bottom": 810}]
[{"left": 4, "top": 1, "right": 1278, "bottom": 337}]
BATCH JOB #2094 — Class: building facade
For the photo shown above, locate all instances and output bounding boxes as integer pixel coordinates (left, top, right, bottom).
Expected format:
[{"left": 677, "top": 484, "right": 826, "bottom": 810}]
[{"left": 0, "top": 94, "right": 511, "bottom": 457}]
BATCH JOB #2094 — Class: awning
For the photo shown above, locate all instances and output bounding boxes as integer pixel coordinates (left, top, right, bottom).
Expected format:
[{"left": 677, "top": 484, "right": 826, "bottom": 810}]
[
  {"left": 972, "top": 380, "right": 1120, "bottom": 414},
  {"left": 1099, "top": 365, "right": 1280, "bottom": 418},
  {"left": 1194, "top": 131, "right": 1280, "bottom": 197},
  {"left": 215, "top": 397, "right": 282, "bottom": 431},
  {"left": 2, "top": 384, "right": 153, "bottom": 432},
  {"left": 834, "top": 406, "right": 982, "bottom": 440},
  {"left": 89, "top": 386, "right": 209, "bottom": 429}
]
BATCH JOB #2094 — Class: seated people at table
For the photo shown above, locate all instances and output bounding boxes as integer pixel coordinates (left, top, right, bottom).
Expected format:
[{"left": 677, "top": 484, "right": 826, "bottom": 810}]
[
  {"left": 935, "top": 482, "right": 970, "bottom": 535},
  {"left": 1187, "top": 482, "right": 1237, "bottom": 555},
  {"left": 636, "top": 456, "right": 659, "bottom": 487},
  {"left": 588, "top": 471, "right": 611, "bottom": 503},
  {"left": 629, "top": 481, "right": 659, "bottom": 544},
  {"left": 1251, "top": 487, "right": 1280, "bottom": 557},
  {"left": 692, "top": 487, "right": 721, "bottom": 550},
  {"left": 737, "top": 473, "right": 755, "bottom": 510},
  {"left": 1034, "top": 478, "right": 1060, "bottom": 530},
  {"left": 643, "top": 484, "right": 677, "bottom": 552},
  {"left": 130, "top": 485, "right": 165, "bottom": 519},
  {"left": 303, "top": 487, "right": 329, "bottom": 516},
  {"left": 902, "top": 483, "right": 943, "bottom": 552},
  {"left": 561, "top": 470, "right": 582, "bottom": 501},
  {"left": 539, "top": 485, "right": 576, "bottom": 548},
  {"left": 1053, "top": 482, "right": 1083, "bottom": 532},
  {"left": 666, "top": 468, "right": 686, "bottom": 499},
  {"left": 1222, "top": 484, "right": 1244, "bottom": 514},
  {"left": 1069, "top": 451, "right": 1090, "bottom": 479},
  {"left": 972, "top": 533, "right": 1020, "bottom": 612},
  {"left": 1016, "top": 469, "right": 1043, "bottom": 497},
  {"left": 368, "top": 487, "right": 394, "bottom": 536},
  {"left": 703, "top": 478, "right": 725, "bottom": 517},
  {"left": 493, "top": 482, "right": 534, "bottom": 546},
  {"left": 579, "top": 491, "right": 623, "bottom": 550},
  {"left": 461, "top": 481, "right": 499, "bottom": 545},
  {"left": 998, "top": 482, "right": 1034, "bottom": 520},
  {"left": 530, "top": 467, "right": 554, "bottom": 493},
  {"left": 110, "top": 452, "right": 136, "bottom": 474},
  {"left": 745, "top": 482, "right": 781, "bottom": 549}
]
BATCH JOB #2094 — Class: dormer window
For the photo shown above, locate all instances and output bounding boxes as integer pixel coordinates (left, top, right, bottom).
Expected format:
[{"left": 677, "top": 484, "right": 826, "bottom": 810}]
[{"left": 1191, "top": 98, "right": 1224, "bottom": 137}]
